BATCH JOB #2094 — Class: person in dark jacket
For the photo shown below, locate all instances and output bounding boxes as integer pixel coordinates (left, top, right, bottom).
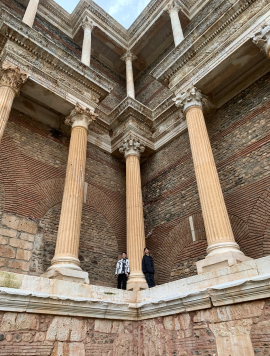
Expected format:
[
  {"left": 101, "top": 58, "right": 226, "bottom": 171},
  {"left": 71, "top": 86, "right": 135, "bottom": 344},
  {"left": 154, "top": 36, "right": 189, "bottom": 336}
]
[{"left": 142, "top": 247, "right": 156, "bottom": 288}]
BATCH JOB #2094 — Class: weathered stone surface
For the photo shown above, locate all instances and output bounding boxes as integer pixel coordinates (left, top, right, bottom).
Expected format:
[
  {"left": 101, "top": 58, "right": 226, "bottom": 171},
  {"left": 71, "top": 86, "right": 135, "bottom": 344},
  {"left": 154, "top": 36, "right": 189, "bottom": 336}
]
[
  {"left": 9, "top": 238, "right": 33, "bottom": 250},
  {"left": 0, "top": 313, "right": 39, "bottom": 331},
  {"left": 46, "top": 317, "right": 87, "bottom": 342}
]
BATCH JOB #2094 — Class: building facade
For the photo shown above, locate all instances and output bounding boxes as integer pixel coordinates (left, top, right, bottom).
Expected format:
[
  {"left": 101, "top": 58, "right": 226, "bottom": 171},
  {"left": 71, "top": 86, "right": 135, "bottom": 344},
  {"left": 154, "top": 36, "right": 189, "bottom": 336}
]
[{"left": 0, "top": 0, "right": 270, "bottom": 354}]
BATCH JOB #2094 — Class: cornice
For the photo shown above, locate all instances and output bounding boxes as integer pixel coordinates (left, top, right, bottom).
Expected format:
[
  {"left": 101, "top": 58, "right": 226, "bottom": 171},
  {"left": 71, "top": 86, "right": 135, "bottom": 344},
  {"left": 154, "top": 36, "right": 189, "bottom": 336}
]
[
  {"left": 0, "top": 257, "right": 269, "bottom": 321},
  {"left": 0, "top": 9, "right": 115, "bottom": 99},
  {"left": 150, "top": 0, "right": 258, "bottom": 84}
]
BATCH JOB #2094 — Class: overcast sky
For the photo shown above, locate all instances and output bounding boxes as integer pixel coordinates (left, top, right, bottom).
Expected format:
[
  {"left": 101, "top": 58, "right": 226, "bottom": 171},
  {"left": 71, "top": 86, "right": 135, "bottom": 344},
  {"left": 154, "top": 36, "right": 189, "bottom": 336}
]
[{"left": 54, "top": 0, "right": 151, "bottom": 28}]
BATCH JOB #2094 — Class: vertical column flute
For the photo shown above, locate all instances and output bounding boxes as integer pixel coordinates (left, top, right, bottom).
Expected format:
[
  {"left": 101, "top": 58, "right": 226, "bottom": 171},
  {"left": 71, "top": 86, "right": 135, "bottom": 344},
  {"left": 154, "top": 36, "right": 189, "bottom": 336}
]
[
  {"left": 0, "top": 62, "right": 28, "bottom": 144},
  {"left": 44, "top": 103, "right": 97, "bottom": 284},
  {"left": 174, "top": 86, "right": 251, "bottom": 273},
  {"left": 120, "top": 135, "right": 148, "bottom": 291}
]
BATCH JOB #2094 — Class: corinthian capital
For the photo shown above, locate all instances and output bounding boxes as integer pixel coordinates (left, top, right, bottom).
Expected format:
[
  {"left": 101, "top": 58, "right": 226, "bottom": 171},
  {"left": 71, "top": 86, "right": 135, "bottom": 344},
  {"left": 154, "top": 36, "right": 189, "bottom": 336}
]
[
  {"left": 82, "top": 16, "right": 94, "bottom": 31},
  {"left": 0, "top": 62, "right": 29, "bottom": 95},
  {"left": 119, "top": 134, "right": 145, "bottom": 158},
  {"left": 65, "top": 103, "right": 97, "bottom": 130},
  {"left": 121, "top": 50, "right": 137, "bottom": 63},
  {"left": 253, "top": 24, "right": 270, "bottom": 58},
  {"left": 173, "top": 86, "right": 203, "bottom": 113},
  {"left": 167, "top": 0, "right": 181, "bottom": 14}
]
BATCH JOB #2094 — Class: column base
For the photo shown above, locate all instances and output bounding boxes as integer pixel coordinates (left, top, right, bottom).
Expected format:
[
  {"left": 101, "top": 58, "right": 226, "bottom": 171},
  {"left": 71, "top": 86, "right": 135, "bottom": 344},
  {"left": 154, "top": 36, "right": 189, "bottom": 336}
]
[
  {"left": 127, "top": 272, "right": 148, "bottom": 292},
  {"left": 42, "top": 256, "right": 89, "bottom": 284},
  {"left": 196, "top": 242, "right": 252, "bottom": 274}
]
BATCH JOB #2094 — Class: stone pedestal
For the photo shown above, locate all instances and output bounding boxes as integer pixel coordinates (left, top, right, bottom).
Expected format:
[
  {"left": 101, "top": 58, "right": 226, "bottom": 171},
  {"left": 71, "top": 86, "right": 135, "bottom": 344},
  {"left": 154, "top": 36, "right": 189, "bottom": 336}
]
[
  {"left": 120, "top": 135, "right": 148, "bottom": 292},
  {"left": 121, "top": 51, "right": 137, "bottom": 99},
  {"left": 22, "top": 0, "right": 39, "bottom": 28},
  {"left": 174, "top": 87, "right": 251, "bottom": 274},
  {"left": 0, "top": 62, "right": 28, "bottom": 144},
  {"left": 43, "top": 103, "right": 97, "bottom": 284},
  {"left": 167, "top": 1, "right": 184, "bottom": 46},
  {"left": 81, "top": 17, "right": 94, "bottom": 67}
]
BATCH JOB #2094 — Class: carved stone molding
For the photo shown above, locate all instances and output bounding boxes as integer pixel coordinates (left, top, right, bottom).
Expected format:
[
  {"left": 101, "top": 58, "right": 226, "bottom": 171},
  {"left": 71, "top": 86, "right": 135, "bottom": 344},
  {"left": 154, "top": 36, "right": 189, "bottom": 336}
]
[
  {"left": 173, "top": 86, "right": 203, "bottom": 113},
  {"left": 0, "top": 61, "right": 28, "bottom": 95},
  {"left": 119, "top": 134, "right": 145, "bottom": 158},
  {"left": 81, "top": 16, "right": 95, "bottom": 31},
  {"left": 65, "top": 103, "right": 98, "bottom": 130},
  {"left": 253, "top": 23, "right": 270, "bottom": 58},
  {"left": 167, "top": 0, "right": 182, "bottom": 14},
  {"left": 121, "top": 50, "right": 137, "bottom": 63}
]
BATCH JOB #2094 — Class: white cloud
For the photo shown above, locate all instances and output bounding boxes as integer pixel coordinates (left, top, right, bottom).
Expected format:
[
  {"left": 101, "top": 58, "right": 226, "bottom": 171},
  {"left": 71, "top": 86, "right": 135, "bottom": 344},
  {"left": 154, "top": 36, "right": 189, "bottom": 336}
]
[{"left": 108, "top": 0, "right": 132, "bottom": 16}]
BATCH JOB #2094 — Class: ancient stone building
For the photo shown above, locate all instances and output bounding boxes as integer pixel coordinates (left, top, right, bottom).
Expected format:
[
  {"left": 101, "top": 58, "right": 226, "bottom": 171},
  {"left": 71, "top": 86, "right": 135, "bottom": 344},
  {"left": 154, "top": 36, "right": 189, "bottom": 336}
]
[{"left": 0, "top": 0, "right": 269, "bottom": 354}]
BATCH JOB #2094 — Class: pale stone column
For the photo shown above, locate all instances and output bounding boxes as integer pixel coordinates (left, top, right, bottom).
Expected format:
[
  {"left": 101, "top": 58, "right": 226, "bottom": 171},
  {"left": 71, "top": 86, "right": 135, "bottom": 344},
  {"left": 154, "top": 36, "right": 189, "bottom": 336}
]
[
  {"left": 120, "top": 135, "right": 148, "bottom": 291},
  {"left": 174, "top": 86, "right": 251, "bottom": 273},
  {"left": 81, "top": 17, "right": 94, "bottom": 67},
  {"left": 22, "top": 0, "right": 39, "bottom": 28},
  {"left": 44, "top": 104, "right": 97, "bottom": 284},
  {"left": 121, "top": 51, "right": 137, "bottom": 99},
  {"left": 253, "top": 24, "right": 270, "bottom": 58},
  {"left": 0, "top": 62, "right": 28, "bottom": 144},
  {"left": 167, "top": 0, "right": 184, "bottom": 47}
]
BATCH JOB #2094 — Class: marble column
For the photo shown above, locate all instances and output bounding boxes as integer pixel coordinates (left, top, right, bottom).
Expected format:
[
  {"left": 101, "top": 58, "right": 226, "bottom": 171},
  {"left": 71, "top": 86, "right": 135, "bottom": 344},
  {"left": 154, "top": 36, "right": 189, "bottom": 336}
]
[
  {"left": 45, "top": 103, "right": 97, "bottom": 284},
  {"left": 81, "top": 17, "right": 94, "bottom": 67},
  {"left": 0, "top": 62, "right": 28, "bottom": 144},
  {"left": 253, "top": 24, "right": 270, "bottom": 58},
  {"left": 120, "top": 135, "right": 148, "bottom": 291},
  {"left": 167, "top": 0, "right": 184, "bottom": 47},
  {"left": 174, "top": 86, "right": 251, "bottom": 273},
  {"left": 121, "top": 51, "right": 137, "bottom": 99},
  {"left": 22, "top": 0, "right": 39, "bottom": 28}
]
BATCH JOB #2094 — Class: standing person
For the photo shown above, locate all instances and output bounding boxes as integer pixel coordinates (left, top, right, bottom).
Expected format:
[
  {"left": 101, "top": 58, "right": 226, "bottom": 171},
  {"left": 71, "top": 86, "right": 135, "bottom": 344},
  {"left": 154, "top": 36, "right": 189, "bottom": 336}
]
[
  {"left": 115, "top": 252, "right": 130, "bottom": 290},
  {"left": 142, "top": 247, "right": 156, "bottom": 288}
]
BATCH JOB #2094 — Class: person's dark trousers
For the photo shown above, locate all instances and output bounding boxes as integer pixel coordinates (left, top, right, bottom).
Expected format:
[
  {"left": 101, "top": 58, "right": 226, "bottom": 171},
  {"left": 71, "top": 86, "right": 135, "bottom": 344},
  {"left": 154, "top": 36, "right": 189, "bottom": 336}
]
[
  {"left": 145, "top": 273, "right": 155, "bottom": 288},
  {"left": 117, "top": 273, "right": 127, "bottom": 290}
]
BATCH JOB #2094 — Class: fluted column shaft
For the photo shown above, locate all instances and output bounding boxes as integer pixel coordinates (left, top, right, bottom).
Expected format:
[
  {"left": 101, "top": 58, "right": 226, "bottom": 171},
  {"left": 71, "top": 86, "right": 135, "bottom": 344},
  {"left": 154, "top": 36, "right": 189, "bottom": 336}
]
[
  {"left": 53, "top": 125, "right": 87, "bottom": 266},
  {"left": 121, "top": 51, "right": 137, "bottom": 99},
  {"left": 49, "top": 104, "right": 97, "bottom": 273},
  {"left": 0, "top": 62, "right": 28, "bottom": 144},
  {"left": 23, "top": 0, "right": 39, "bottom": 28},
  {"left": 81, "top": 19, "right": 94, "bottom": 67},
  {"left": 174, "top": 86, "right": 251, "bottom": 273},
  {"left": 186, "top": 106, "right": 235, "bottom": 246},
  {"left": 120, "top": 136, "right": 148, "bottom": 291},
  {"left": 126, "top": 154, "right": 146, "bottom": 274}
]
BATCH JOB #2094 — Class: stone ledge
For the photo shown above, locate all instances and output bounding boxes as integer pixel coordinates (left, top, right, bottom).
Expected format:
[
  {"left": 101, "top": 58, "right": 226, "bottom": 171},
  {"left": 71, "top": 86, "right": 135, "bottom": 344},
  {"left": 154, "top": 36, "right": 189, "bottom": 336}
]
[{"left": 0, "top": 256, "right": 270, "bottom": 321}]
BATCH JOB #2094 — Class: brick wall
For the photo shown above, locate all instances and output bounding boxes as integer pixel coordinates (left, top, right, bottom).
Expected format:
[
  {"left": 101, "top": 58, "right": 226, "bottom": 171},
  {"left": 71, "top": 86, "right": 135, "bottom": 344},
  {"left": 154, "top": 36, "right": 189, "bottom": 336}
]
[
  {"left": 0, "top": 109, "right": 126, "bottom": 287},
  {"left": 142, "top": 72, "right": 270, "bottom": 285},
  {"left": 0, "top": 299, "right": 269, "bottom": 355}
]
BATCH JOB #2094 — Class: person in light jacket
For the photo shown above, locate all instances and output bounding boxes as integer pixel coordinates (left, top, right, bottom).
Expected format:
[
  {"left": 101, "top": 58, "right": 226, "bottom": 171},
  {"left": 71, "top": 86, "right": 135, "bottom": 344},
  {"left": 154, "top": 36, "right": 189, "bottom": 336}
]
[
  {"left": 115, "top": 252, "right": 130, "bottom": 290},
  {"left": 142, "top": 247, "right": 156, "bottom": 288}
]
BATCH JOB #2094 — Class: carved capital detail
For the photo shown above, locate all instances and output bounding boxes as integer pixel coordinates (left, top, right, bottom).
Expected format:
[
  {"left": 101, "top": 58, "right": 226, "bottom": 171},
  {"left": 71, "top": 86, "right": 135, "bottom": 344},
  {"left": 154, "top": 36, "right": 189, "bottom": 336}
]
[
  {"left": 82, "top": 16, "right": 94, "bottom": 31},
  {"left": 121, "top": 50, "right": 137, "bottom": 63},
  {"left": 0, "top": 62, "right": 29, "bottom": 95},
  {"left": 167, "top": 0, "right": 181, "bottom": 14},
  {"left": 65, "top": 103, "right": 97, "bottom": 130},
  {"left": 253, "top": 24, "right": 270, "bottom": 58},
  {"left": 173, "top": 86, "right": 203, "bottom": 113},
  {"left": 119, "top": 134, "right": 145, "bottom": 158}
]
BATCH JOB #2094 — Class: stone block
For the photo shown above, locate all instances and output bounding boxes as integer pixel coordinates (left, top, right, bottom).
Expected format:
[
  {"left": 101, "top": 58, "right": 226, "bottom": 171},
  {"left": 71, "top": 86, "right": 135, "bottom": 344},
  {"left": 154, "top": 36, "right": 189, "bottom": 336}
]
[
  {"left": 0, "top": 228, "right": 17, "bottom": 238},
  {"left": 0, "top": 313, "right": 39, "bottom": 331},
  {"left": 0, "top": 235, "right": 8, "bottom": 245},
  {"left": 46, "top": 317, "right": 87, "bottom": 342},
  {"left": 9, "top": 238, "right": 33, "bottom": 250},
  {"left": 20, "top": 232, "right": 35, "bottom": 242},
  {"left": 42, "top": 268, "right": 89, "bottom": 284},
  {"left": 8, "top": 260, "right": 30, "bottom": 272},
  {"left": 0, "top": 271, "right": 23, "bottom": 289},
  {"left": 0, "top": 245, "right": 15, "bottom": 259},
  {"left": 16, "top": 249, "right": 32, "bottom": 261},
  {"left": 51, "top": 342, "right": 85, "bottom": 356},
  {"left": 0, "top": 258, "right": 7, "bottom": 267},
  {"left": 18, "top": 219, "right": 37, "bottom": 234},
  {"left": 1, "top": 214, "right": 20, "bottom": 230}
]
